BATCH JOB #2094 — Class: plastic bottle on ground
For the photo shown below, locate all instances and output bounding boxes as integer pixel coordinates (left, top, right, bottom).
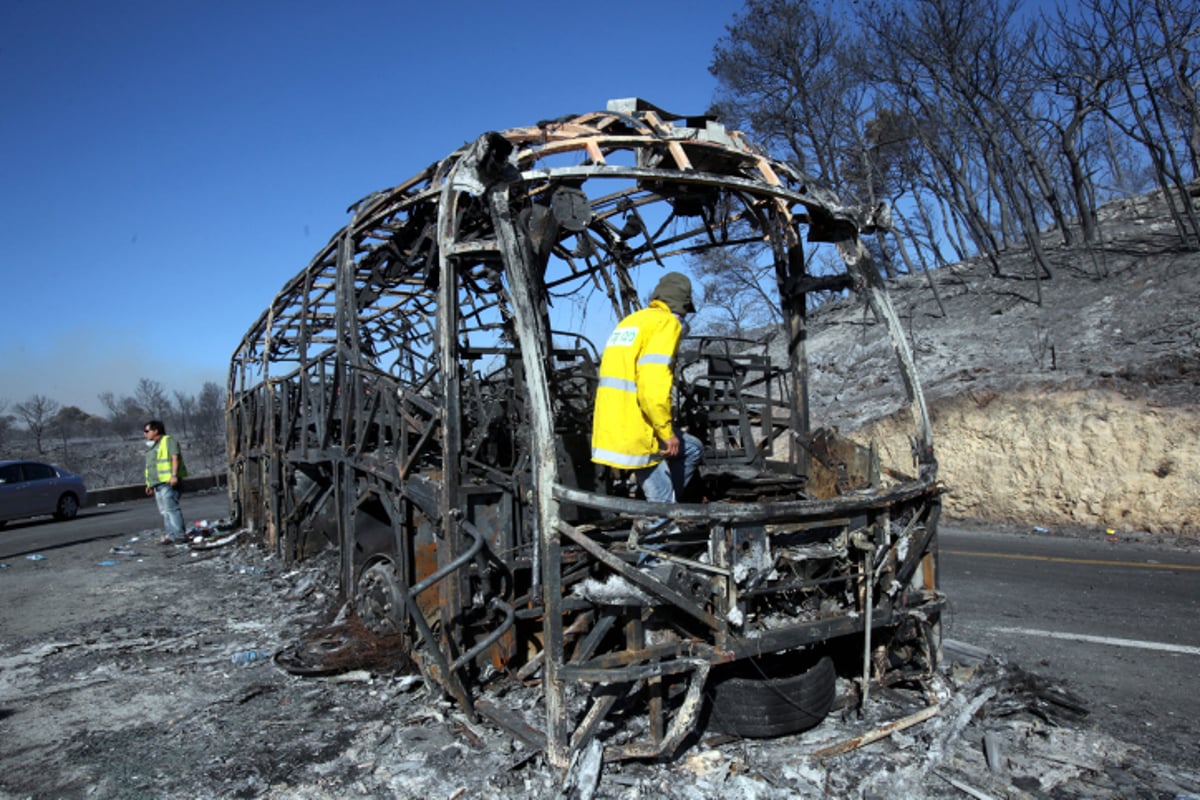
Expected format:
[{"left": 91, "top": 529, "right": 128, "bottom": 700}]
[{"left": 230, "top": 650, "right": 272, "bottom": 666}]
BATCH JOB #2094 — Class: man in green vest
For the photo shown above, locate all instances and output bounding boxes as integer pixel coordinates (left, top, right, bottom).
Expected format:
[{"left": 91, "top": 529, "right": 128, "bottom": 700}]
[{"left": 144, "top": 420, "right": 188, "bottom": 544}]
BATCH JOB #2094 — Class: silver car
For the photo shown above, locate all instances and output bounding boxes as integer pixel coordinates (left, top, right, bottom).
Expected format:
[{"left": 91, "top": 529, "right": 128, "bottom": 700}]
[{"left": 0, "top": 460, "right": 88, "bottom": 527}]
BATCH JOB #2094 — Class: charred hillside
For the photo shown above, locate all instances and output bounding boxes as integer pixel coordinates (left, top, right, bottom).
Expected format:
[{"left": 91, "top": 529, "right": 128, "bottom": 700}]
[{"left": 801, "top": 184, "right": 1200, "bottom": 535}]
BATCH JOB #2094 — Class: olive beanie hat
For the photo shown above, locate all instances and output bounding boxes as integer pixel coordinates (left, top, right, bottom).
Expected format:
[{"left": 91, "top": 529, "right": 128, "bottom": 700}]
[{"left": 650, "top": 272, "right": 695, "bottom": 314}]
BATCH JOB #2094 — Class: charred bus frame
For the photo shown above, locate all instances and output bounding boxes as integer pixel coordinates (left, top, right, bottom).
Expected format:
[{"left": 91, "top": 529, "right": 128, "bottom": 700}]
[{"left": 228, "top": 99, "right": 944, "bottom": 767}]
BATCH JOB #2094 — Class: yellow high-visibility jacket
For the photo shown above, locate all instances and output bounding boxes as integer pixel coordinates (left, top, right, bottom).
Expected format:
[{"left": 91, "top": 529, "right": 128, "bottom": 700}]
[
  {"left": 145, "top": 436, "right": 188, "bottom": 486},
  {"left": 591, "top": 300, "right": 681, "bottom": 469}
]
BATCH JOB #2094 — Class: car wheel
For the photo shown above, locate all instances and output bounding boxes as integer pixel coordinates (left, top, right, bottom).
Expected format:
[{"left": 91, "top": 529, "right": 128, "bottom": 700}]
[
  {"left": 705, "top": 654, "right": 836, "bottom": 738},
  {"left": 54, "top": 493, "right": 80, "bottom": 521}
]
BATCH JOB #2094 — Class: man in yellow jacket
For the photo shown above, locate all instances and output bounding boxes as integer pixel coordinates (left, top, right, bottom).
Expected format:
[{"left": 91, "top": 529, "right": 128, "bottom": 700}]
[
  {"left": 591, "top": 272, "right": 703, "bottom": 521},
  {"left": 144, "top": 419, "right": 188, "bottom": 544}
]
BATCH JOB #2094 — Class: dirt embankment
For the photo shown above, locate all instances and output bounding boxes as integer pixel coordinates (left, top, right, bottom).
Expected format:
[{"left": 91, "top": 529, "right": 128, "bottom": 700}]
[{"left": 865, "top": 388, "right": 1199, "bottom": 533}]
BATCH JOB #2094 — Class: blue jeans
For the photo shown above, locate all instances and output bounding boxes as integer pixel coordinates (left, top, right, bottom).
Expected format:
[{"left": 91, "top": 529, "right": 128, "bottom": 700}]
[
  {"left": 632, "top": 432, "right": 704, "bottom": 506},
  {"left": 154, "top": 483, "right": 185, "bottom": 538}
]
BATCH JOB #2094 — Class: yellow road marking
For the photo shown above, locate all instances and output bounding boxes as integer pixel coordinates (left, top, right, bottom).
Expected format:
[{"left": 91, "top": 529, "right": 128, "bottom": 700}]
[{"left": 942, "top": 549, "right": 1200, "bottom": 571}]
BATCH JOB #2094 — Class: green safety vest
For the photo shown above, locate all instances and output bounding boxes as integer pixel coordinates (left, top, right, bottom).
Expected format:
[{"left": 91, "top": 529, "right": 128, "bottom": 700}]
[{"left": 146, "top": 436, "right": 188, "bottom": 486}]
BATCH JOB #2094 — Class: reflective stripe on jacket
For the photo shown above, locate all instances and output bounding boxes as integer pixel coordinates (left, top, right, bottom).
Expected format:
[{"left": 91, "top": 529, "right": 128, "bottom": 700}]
[
  {"left": 146, "top": 436, "right": 187, "bottom": 486},
  {"left": 591, "top": 300, "right": 681, "bottom": 469}
]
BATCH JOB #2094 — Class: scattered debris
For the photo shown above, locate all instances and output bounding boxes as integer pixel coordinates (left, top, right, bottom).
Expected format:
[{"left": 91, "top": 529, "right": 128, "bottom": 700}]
[
  {"left": 562, "top": 739, "right": 603, "bottom": 800},
  {"left": 229, "top": 650, "right": 272, "bottom": 666},
  {"left": 936, "top": 772, "right": 999, "bottom": 800},
  {"left": 982, "top": 730, "right": 1005, "bottom": 774},
  {"left": 275, "top": 615, "right": 414, "bottom": 677},
  {"left": 814, "top": 704, "right": 940, "bottom": 760},
  {"left": 184, "top": 519, "right": 246, "bottom": 551},
  {"left": 943, "top": 638, "right": 991, "bottom": 666},
  {"left": 0, "top": 537, "right": 1196, "bottom": 799}
]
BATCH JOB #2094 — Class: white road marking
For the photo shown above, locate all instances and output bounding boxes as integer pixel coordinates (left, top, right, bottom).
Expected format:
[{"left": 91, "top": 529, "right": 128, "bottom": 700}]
[{"left": 993, "top": 626, "right": 1200, "bottom": 656}]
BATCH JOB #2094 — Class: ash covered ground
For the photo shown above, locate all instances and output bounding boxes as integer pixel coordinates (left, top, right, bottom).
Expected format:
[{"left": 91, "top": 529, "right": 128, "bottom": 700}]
[{"left": 1, "top": 523, "right": 1196, "bottom": 800}]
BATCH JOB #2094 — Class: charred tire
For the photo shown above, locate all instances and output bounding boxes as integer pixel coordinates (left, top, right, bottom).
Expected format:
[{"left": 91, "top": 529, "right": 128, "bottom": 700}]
[
  {"left": 356, "top": 560, "right": 407, "bottom": 637},
  {"left": 54, "top": 493, "right": 80, "bottom": 521},
  {"left": 705, "top": 654, "right": 836, "bottom": 738}
]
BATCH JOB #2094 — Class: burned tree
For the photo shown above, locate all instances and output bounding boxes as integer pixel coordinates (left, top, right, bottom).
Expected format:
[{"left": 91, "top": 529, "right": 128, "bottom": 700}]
[{"left": 227, "top": 99, "right": 944, "bottom": 767}]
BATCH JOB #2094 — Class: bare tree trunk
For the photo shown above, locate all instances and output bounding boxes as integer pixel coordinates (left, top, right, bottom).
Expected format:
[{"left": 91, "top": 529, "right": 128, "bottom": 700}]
[
  {"left": 909, "top": 194, "right": 954, "bottom": 269},
  {"left": 887, "top": 223, "right": 947, "bottom": 317},
  {"left": 1059, "top": 121, "right": 1100, "bottom": 245}
]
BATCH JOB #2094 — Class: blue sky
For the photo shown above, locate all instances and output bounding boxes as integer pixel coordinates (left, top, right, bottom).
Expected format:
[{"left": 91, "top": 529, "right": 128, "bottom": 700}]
[{"left": 0, "top": 0, "right": 735, "bottom": 415}]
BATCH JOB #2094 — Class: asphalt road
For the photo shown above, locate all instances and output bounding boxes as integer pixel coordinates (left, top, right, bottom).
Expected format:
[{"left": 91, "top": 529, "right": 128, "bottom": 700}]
[
  {"left": 940, "top": 523, "right": 1200, "bottom": 766},
  {"left": 0, "top": 489, "right": 234, "bottom": 561}
]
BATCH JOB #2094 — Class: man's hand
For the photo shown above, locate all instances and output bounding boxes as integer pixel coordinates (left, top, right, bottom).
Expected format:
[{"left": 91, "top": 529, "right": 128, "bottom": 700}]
[
  {"left": 661, "top": 435, "right": 681, "bottom": 458},
  {"left": 145, "top": 486, "right": 153, "bottom": 496}
]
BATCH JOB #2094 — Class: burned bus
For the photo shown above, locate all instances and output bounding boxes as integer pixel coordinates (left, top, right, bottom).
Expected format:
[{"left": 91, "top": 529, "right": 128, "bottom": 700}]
[{"left": 227, "top": 99, "right": 944, "bottom": 767}]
